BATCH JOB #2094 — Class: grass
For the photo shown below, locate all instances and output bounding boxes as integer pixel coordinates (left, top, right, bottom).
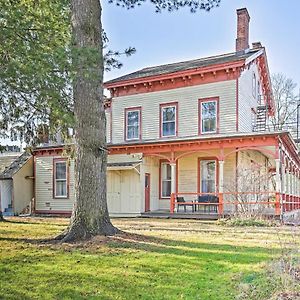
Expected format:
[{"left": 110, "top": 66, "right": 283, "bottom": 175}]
[{"left": 0, "top": 217, "right": 298, "bottom": 300}]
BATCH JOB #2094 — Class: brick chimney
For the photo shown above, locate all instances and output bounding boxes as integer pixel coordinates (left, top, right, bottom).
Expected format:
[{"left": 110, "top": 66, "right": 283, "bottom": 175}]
[{"left": 236, "top": 8, "right": 250, "bottom": 52}]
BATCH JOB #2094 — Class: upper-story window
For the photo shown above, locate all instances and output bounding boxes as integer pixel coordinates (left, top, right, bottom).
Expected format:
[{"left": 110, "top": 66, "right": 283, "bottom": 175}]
[
  {"left": 160, "top": 103, "right": 178, "bottom": 137},
  {"left": 252, "top": 73, "right": 257, "bottom": 98},
  {"left": 125, "top": 107, "right": 141, "bottom": 140},
  {"left": 199, "top": 98, "right": 218, "bottom": 134},
  {"left": 257, "top": 80, "right": 261, "bottom": 103},
  {"left": 54, "top": 159, "right": 68, "bottom": 198}
]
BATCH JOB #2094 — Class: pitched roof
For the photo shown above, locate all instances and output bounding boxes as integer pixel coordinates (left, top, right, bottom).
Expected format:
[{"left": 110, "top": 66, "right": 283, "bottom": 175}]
[
  {"left": 0, "top": 152, "right": 32, "bottom": 179},
  {"left": 0, "top": 154, "right": 21, "bottom": 174},
  {"left": 105, "top": 49, "right": 260, "bottom": 85}
]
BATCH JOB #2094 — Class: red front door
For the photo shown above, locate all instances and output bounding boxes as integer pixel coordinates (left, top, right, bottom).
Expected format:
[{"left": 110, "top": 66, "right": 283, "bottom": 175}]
[{"left": 145, "top": 173, "right": 150, "bottom": 212}]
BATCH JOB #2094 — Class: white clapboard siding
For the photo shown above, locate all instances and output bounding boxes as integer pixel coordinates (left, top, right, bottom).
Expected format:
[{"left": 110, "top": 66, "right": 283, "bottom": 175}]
[
  {"left": 35, "top": 156, "right": 75, "bottom": 212},
  {"left": 106, "top": 109, "right": 111, "bottom": 143},
  {"left": 0, "top": 180, "right": 13, "bottom": 211},
  {"left": 111, "top": 80, "right": 237, "bottom": 144},
  {"left": 143, "top": 157, "right": 160, "bottom": 211},
  {"left": 108, "top": 153, "right": 142, "bottom": 164},
  {"left": 238, "top": 63, "right": 261, "bottom": 132}
]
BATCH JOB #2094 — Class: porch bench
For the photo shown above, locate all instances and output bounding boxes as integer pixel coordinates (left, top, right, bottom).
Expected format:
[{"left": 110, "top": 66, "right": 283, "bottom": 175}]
[
  {"left": 195, "top": 195, "right": 219, "bottom": 213},
  {"left": 176, "top": 197, "right": 195, "bottom": 212}
]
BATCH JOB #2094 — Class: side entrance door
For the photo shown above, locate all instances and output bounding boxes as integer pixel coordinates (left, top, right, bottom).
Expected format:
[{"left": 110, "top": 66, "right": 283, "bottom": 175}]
[{"left": 145, "top": 173, "right": 150, "bottom": 212}]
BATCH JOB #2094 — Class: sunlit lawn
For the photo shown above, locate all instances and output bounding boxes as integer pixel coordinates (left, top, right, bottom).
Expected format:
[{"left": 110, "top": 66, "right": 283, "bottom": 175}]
[{"left": 0, "top": 217, "right": 297, "bottom": 299}]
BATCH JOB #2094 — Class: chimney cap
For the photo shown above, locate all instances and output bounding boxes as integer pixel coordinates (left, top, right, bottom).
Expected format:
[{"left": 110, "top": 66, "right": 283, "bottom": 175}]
[
  {"left": 237, "top": 8, "right": 250, "bottom": 21},
  {"left": 252, "top": 42, "right": 262, "bottom": 49}
]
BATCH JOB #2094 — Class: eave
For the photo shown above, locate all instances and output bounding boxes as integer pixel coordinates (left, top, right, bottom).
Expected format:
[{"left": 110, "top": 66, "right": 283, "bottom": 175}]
[{"left": 104, "top": 60, "right": 245, "bottom": 98}]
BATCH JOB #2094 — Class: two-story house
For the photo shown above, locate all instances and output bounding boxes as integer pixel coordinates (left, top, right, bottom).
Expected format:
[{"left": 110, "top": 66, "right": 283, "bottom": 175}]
[{"left": 33, "top": 8, "right": 300, "bottom": 217}]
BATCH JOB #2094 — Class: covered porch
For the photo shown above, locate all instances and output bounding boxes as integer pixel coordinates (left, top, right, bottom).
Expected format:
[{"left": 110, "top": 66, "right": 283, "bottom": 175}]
[{"left": 109, "top": 132, "right": 300, "bottom": 218}]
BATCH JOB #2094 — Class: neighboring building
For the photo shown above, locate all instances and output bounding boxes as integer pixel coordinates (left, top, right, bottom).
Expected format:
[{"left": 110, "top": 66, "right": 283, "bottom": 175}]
[
  {"left": 0, "top": 152, "right": 34, "bottom": 216},
  {"left": 33, "top": 8, "right": 300, "bottom": 217}
]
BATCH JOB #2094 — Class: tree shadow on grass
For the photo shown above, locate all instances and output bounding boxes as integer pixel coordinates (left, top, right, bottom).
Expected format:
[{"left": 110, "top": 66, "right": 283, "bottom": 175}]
[{"left": 0, "top": 231, "right": 280, "bottom": 266}]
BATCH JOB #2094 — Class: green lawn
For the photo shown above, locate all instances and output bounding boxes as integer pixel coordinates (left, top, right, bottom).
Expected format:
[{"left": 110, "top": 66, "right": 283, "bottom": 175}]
[{"left": 0, "top": 217, "right": 297, "bottom": 299}]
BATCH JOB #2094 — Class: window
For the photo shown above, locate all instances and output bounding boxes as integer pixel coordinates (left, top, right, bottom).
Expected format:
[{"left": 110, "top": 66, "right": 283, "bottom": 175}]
[
  {"left": 160, "top": 162, "right": 171, "bottom": 198},
  {"left": 125, "top": 107, "right": 141, "bottom": 140},
  {"left": 199, "top": 99, "right": 218, "bottom": 134},
  {"left": 54, "top": 160, "right": 68, "bottom": 198},
  {"left": 160, "top": 103, "right": 177, "bottom": 137},
  {"left": 200, "top": 160, "right": 216, "bottom": 193},
  {"left": 252, "top": 73, "right": 257, "bottom": 98}
]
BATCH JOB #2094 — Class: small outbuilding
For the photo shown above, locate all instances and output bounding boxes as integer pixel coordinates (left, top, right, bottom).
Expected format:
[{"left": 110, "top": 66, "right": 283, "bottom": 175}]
[{"left": 0, "top": 152, "right": 34, "bottom": 216}]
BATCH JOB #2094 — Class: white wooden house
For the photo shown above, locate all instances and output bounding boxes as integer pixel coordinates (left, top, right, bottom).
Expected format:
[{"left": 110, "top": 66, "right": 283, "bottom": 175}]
[{"left": 33, "top": 8, "right": 300, "bottom": 217}]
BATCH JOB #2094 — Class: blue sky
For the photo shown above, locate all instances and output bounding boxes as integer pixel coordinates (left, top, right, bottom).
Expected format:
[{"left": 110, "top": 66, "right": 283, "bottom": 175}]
[{"left": 102, "top": 0, "right": 300, "bottom": 91}]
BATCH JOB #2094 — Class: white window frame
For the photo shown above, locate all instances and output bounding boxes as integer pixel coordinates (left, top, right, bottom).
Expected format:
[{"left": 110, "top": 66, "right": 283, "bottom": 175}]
[
  {"left": 160, "top": 161, "right": 171, "bottom": 198},
  {"left": 200, "top": 100, "right": 218, "bottom": 134},
  {"left": 126, "top": 109, "right": 141, "bottom": 141},
  {"left": 199, "top": 159, "right": 217, "bottom": 193},
  {"left": 54, "top": 160, "right": 68, "bottom": 198},
  {"left": 161, "top": 105, "right": 177, "bottom": 137}
]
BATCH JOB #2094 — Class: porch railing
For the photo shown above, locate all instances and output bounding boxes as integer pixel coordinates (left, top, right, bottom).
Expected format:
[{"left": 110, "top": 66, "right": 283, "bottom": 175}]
[{"left": 170, "top": 191, "right": 284, "bottom": 216}]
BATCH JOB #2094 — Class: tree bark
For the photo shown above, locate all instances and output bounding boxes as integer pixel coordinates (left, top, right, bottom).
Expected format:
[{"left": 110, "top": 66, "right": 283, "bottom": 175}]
[
  {"left": 61, "top": 0, "right": 118, "bottom": 242},
  {"left": 0, "top": 210, "right": 4, "bottom": 222}
]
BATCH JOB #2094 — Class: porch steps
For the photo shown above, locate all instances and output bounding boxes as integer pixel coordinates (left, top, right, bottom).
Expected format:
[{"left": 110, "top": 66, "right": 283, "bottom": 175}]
[
  {"left": 3, "top": 207, "right": 14, "bottom": 216},
  {"left": 141, "top": 211, "right": 219, "bottom": 220}
]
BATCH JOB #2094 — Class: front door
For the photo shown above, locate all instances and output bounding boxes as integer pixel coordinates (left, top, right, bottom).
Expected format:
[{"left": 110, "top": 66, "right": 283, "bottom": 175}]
[{"left": 145, "top": 173, "right": 150, "bottom": 212}]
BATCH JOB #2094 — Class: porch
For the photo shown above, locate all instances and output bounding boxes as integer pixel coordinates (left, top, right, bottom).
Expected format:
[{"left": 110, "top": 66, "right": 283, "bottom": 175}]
[{"left": 109, "top": 131, "right": 300, "bottom": 218}]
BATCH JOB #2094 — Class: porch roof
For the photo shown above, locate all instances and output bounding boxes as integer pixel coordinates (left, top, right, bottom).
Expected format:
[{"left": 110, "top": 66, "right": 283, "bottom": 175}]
[{"left": 109, "top": 131, "right": 299, "bottom": 165}]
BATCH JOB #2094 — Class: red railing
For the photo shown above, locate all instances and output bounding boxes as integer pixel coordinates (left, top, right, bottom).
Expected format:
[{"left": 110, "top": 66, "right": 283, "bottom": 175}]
[
  {"left": 282, "top": 194, "right": 300, "bottom": 212},
  {"left": 170, "top": 191, "right": 283, "bottom": 216}
]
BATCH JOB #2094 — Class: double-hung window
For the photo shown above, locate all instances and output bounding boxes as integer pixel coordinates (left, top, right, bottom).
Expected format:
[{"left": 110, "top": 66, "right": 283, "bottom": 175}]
[
  {"left": 160, "top": 161, "right": 171, "bottom": 198},
  {"left": 54, "top": 160, "right": 68, "bottom": 198},
  {"left": 125, "top": 107, "right": 141, "bottom": 140},
  {"left": 199, "top": 99, "right": 218, "bottom": 134},
  {"left": 160, "top": 103, "right": 177, "bottom": 137},
  {"left": 200, "top": 160, "right": 217, "bottom": 193}
]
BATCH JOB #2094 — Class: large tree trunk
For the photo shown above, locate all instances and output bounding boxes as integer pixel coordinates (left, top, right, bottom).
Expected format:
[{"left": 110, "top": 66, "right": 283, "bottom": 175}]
[
  {"left": 62, "top": 0, "right": 118, "bottom": 242},
  {"left": 0, "top": 211, "right": 4, "bottom": 222}
]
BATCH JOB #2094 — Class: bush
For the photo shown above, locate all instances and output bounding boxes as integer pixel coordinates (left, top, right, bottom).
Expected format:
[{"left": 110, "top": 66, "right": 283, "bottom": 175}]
[{"left": 217, "top": 217, "right": 277, "bottom": 227}]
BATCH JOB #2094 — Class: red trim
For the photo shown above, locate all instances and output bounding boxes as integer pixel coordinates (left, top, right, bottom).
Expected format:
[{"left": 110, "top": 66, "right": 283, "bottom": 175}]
[
  {"left": 110, "top": 134, "right": 279, "bottom": 155},
  {"left": 197, "top": 157, "right": 219, "bottom": 193},
  {"left": 198, "top": 97, "right": 219, "bottom": 135},
  {"left": 34, "top": 210, "right": 72, "bottom": 216},
  {"left": 33, "top": 156, "right": 36, "bottom": 213},
  {"left": 145, "top": 173, "right": 150, "bottom": 212},
  {"left": 105, "top": 60, "right": 244, "bottom": 97},
  {"left": 159, "top": 102, "right": 178, "bottom": 138},
  {"left": 53, "top": 158, "right": 70, "bottom": 199},
  {"left": 124, "top": 106, "right": 142, "bottom": 141},
  {"left": 236, "top": 78, "right": 239, "bottom": 132},
  {"left": 159, "top": 159, "right": 178, "bottom": 200}
]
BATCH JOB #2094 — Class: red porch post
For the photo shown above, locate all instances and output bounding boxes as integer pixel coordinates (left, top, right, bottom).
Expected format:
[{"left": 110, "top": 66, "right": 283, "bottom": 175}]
[
  {"left": 218, "top": 160, "right": 224, "bottom": 216},
  {"left": 170, "top": 193, "right": 175, "bottom": 214}
]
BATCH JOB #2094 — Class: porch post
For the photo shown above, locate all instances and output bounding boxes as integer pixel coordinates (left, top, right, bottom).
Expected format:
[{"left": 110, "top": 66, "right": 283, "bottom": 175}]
[
  {"left": 170, "top": 162, "right": 176, "bottom": 213},
  {"left": 218, "top": 160, "right": 224, "bottom": 216},
  {"left": 286, "top": 161, "right": 290, "bottom": 211},
  {"left": 275, "top": 158, "right": 281, "bottom": 216},
  {"left": 281, "top": 163, "right": 286, "bottom": 214},
  {"left": 293, "top": 166, "right": 296, "bottom": 210},
  {"left": 170, "top": 163, "right": 176, "bottom": 195}
]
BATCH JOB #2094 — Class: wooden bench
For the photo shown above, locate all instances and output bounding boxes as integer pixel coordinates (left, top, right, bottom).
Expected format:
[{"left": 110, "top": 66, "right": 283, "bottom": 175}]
[{"left": 195, "top": 195, "right": 219, "bottom": 213}]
